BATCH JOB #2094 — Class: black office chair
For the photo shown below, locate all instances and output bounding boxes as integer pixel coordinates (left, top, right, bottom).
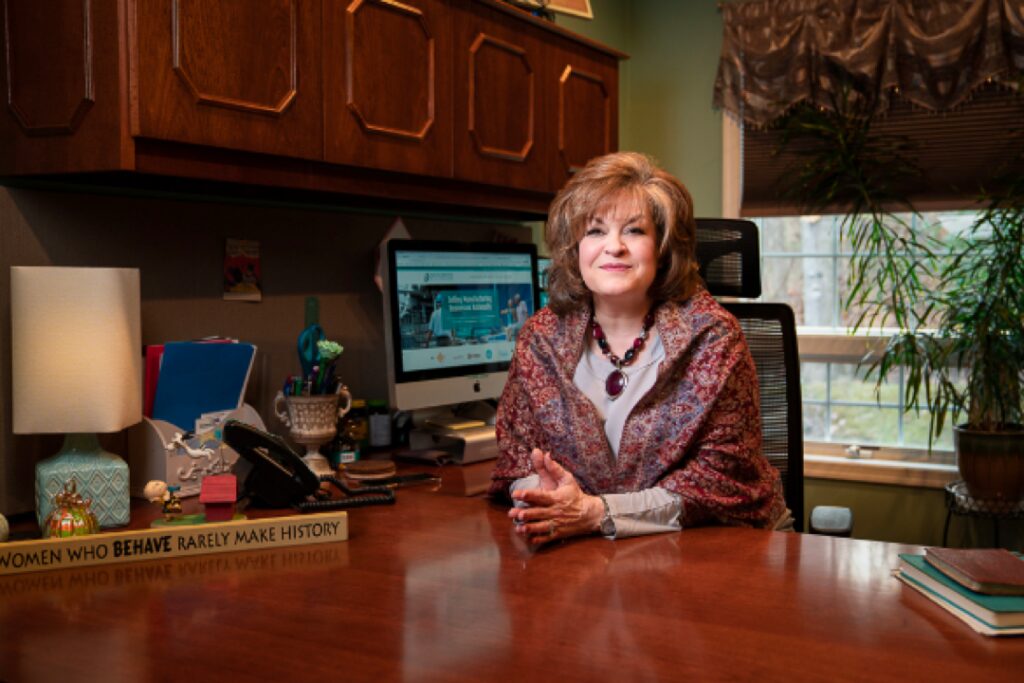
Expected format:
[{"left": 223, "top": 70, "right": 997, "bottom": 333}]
[
  {"left": 694, "top": 218, "right": 762, "bottom": 299},
  {"left": 695, "top": 218, "right": 851, "bottom": 535}
]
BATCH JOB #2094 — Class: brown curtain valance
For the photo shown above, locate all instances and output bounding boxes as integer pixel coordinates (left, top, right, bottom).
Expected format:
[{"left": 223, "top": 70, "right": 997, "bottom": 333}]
[{"left": 714, "top": 0, "right": 1024, "bottom": 128}]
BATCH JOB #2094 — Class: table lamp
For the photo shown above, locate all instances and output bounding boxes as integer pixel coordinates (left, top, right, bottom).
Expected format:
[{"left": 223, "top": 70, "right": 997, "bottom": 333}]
[{"left": 11, "top": 266, "right": 142, "bottom": 528}]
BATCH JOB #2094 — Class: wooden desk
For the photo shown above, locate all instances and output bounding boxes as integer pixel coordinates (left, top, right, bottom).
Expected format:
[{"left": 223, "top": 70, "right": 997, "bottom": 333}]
[{"left": 2, "top": 464, "right": 1021, "bottom": 681}]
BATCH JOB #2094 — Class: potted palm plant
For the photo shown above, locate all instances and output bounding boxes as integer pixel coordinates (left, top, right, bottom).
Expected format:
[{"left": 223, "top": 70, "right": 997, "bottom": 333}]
[
  {"left": 872, "top": 177, "right": 1024, "bottom": 499},
  {"left": 777, "top": 91, "right": 1024, "bottom": 500}
]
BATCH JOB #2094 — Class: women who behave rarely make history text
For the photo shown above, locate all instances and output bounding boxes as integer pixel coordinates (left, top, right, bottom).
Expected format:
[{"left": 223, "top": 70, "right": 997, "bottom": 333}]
[{"left": 0, "top": 511, "right": 347, "bottom": 576}]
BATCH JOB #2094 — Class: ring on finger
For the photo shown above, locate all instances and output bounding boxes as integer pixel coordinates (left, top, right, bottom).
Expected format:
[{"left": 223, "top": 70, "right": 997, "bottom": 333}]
[{"left": 548, "top": 519, "right": 556, "bottom": 535}]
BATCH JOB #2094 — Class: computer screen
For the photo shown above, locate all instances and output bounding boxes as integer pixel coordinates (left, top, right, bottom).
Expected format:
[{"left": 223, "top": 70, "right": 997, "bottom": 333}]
[
  {"left": 382, "top": 240, "right": 539, "bottom": 413},
  {"left": 537, "top": 256, "right": 551, "bottom": 308}
]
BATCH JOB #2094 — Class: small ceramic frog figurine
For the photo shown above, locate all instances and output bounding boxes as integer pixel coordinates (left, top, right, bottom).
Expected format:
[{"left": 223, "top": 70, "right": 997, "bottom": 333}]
[{"left": 43, "top": 480, "right": 100, "bottom": 538}]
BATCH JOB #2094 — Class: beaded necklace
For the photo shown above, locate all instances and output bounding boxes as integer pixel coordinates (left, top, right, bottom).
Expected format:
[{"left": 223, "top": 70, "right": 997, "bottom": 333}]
[{"left": 589, "top": 308, "right": 656, "bottom": 399}]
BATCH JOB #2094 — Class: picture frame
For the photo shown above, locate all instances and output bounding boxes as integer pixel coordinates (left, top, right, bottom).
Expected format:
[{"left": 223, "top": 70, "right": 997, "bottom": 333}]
[{"left": 519, "top": 0, "right": 593, "bottom": 20}]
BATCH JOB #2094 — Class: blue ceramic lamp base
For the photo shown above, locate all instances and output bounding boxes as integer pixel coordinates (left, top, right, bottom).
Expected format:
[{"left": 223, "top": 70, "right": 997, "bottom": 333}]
[{"left": 35, "top": 434, "right": 130, "bottom": 528}]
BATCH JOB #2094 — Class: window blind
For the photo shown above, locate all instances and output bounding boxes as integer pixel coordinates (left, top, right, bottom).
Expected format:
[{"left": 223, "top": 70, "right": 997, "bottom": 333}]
[{"left": 742, "top": 83, "right": 1024, "bottom": 217}]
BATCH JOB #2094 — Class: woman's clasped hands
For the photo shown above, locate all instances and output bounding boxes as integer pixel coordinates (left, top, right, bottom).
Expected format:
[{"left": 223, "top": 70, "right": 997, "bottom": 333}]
[{"left": 508, "top": 449, "right": 605, "bottom": 545}]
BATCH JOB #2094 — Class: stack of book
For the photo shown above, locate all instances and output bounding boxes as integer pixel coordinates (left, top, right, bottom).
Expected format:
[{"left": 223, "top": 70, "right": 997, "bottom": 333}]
[{"left": 896, "top": 547, "right": 1024, "bottom": 636}]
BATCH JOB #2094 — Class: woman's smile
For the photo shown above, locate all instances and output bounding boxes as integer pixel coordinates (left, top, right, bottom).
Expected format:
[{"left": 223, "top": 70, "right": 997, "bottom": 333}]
[{"left": 578, "top": 193, "right": 658, "bottom": 310}]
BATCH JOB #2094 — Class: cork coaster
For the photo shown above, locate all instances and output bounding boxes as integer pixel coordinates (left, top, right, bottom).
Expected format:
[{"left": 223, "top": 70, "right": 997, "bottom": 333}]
[{"left": 341, "top": 459, "right": 397, "bottom": 481}]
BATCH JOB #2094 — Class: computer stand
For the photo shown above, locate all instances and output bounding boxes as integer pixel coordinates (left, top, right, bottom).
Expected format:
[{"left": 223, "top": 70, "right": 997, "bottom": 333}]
[{"left": 406, "top": 402, "right": 498, "bottom": 464}]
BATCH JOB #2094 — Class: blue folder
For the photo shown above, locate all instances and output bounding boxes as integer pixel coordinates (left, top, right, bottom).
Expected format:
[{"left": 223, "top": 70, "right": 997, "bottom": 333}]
[{"left": 151, "top": 341, "right": 256, "bottom": 431}]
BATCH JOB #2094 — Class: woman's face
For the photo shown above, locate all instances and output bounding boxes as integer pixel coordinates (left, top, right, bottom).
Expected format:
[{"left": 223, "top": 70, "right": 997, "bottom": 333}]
[{"left": 578, "top": 192, "right": 658, "bottom": 310}]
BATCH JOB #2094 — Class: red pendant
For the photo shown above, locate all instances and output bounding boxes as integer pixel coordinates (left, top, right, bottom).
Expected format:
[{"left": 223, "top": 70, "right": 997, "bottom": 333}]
[{"left": 605, "top": 369, "right": 627, "bottom": 399}]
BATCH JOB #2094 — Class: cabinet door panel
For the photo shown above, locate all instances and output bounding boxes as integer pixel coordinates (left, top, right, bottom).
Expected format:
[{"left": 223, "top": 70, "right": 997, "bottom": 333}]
[
  {"left": 324, "top": 0, "right": 451, "bottom": 176},
  {"left": 5, "top": 0, "right": 92, "bottom": 135},
  {"left": 548, "top": 42, "right": 617, "bottom": 187},
  {"left": 1, "top": 0, "right": 123, "bottom": 173},
  {"left": 452, "top": 1, "right": 546, "bottom": 191},
  {"left": 133, "top": 0, "right": 322, "bottom": 159},
  {"left": 1, "top": 0, "right": 123, "bottom": 175}
]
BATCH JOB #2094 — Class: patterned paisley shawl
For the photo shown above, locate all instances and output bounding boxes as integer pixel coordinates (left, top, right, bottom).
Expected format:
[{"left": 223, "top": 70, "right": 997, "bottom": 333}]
[{"left": 490, "top": 289, "right": 786, "bottom": 529}]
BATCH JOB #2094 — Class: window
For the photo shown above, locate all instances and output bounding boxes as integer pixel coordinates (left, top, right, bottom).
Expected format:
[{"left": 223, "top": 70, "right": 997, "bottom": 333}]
[
  {"left": 752, "top": 212, "right": 978, "bottom": 464},
  {"left": 714, "top": 1, "right": 1024, "bottom": 473}
]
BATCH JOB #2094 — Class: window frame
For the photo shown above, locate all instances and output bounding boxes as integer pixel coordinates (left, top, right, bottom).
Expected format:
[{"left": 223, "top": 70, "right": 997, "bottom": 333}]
[{"left": 722, "top": 116, "right": 957, "bottom": 468}]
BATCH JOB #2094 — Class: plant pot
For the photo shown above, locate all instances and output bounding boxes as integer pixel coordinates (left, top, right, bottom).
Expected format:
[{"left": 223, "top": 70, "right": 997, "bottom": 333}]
[{"left": 954, "top": 424, "right": 1024, "bottom": 501}]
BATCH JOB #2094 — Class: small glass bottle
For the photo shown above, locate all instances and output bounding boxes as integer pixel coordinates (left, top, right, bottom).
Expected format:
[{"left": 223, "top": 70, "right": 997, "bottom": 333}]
[
  {"left": 345, "top": 399, "right": 370, "bottom": 451},
  {"left": 368, "top": 399, "right": 391, "bottom": 449},
  {"left": 331, "top": 429, "right": 360, "bottom": 466}
]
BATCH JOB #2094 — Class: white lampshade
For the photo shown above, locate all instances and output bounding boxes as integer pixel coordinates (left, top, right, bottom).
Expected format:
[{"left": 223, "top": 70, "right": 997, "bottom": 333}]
[
  {"left": 12, "top": 266, "right": 142, "bottom": 434},
  {"left": 11, "top": 266, "right": 141, "bottom": 529}
]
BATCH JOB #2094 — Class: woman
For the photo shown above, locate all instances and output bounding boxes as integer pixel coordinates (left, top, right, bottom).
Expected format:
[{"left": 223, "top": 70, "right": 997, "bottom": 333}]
[{"left": 490, "top": 152, "right": 787, "bottom": 545}]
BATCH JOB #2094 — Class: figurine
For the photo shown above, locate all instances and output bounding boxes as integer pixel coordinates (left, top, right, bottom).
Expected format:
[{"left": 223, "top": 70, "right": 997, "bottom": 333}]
[
  {"left": 43, "top": 480, "right": 100, "bottom": 538},
  {"left": 199, "top": 474, "right": 238, "bottom": 522},
  {"left": 143, "top": 479, "right": 168, "bottom": 504},
  {"left": 163, "top": 485, "right": 183, "bottom": 519},
  {"left": 166, "top": 431, "right": 229, "bottom": 482},
  {"left": 143, "top": 480, "right": 183, "bottom": 521},
  {"left": 0, "top": 512, "right": 8, "bottom": 542}
]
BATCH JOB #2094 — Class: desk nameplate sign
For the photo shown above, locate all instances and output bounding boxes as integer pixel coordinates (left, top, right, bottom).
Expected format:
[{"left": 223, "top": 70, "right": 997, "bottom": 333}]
[{"left": 0, "top": 511, "right": 347, "bottom": 576}]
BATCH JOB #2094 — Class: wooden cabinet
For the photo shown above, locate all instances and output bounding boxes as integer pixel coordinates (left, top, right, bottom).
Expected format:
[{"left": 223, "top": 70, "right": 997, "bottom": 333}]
[
  {"left": 0, "top": 0, "right": 623, "bottom": 217},
  {"left": 132, "top": 0, "right": 323, "bottom": 160},
  {"left": 1, "top": 0, "right": 123, "bottom": 173},
  {"left": 452, "top": 0, "right": 548, "bottom": 191},
  {"left": 451, "top": 0, "right": 618, "bottom": 193},
  {"left": 548, "top": 36, "right": 619, "bottom": 188},
  {"left": 324, "top": 0, "right": 453, "bottom": 176}
]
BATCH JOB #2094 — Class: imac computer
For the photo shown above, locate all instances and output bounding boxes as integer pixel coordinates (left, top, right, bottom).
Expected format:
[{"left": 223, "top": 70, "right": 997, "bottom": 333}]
[
  {"left": 382, "top": 239, "right": 539, "bottom": 463},
  {"left": 537, "top": 256, "right": 551, "bottom": 308}
]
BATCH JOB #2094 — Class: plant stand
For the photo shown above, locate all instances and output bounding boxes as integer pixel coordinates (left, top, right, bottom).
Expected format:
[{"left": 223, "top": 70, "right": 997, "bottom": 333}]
[{"left": 942, "top": 480, "right": 1024, "bottom": 548}]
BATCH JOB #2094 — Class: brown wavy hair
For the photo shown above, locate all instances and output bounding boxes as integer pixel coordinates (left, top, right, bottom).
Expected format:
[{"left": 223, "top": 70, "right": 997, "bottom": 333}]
[{"left": 544, "top": 151, "right": 701, "bottom": 315}]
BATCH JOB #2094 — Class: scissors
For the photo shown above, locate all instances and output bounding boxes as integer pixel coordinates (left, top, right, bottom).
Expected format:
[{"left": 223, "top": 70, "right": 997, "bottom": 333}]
[{"left": 297, "top": 323, "right": 325, "bottom": 377}]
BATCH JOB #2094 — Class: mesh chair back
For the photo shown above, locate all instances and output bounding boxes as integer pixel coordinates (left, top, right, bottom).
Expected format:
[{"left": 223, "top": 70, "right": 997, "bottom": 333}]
[
  {"left": 722, "top": 302, "right": 804, "bottom": 531},
  {"left": 694, "top": 218, "right": 761, "bottom": 298}
]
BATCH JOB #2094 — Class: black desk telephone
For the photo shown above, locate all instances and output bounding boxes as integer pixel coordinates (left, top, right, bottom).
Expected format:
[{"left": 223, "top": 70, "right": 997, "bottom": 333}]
[{"left": 222, "top": 420, "right": 395, "bottom": 511}]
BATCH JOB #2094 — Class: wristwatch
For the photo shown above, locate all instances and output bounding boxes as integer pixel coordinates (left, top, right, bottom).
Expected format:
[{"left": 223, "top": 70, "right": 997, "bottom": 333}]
[{"left": 598, "top": 495, "right": 616, "bottom": 536}]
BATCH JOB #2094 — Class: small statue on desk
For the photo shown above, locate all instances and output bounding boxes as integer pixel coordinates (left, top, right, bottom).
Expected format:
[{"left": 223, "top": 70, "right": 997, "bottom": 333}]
[
  {"left": 163, "top": 485, "right": 183, "bottom": 519},
  {"left": 166, "top": 431, "right": 229, "bottom": 482},
  {"left": 143, "top": 480, "right": 184, "bottom": 521},
  {"left": 43, "top": 480, "right": 100, "bottom": 538}
]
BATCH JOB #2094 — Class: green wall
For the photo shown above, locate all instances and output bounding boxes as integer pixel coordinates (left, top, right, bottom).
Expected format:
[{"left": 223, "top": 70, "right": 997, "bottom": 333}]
[
  {"left": 559, "top": 1, "right": 1024, "bottom": 550},
  {"left": 807, "top": 479, "right": 1023, "bottom": 549},
  {"left": 559, "top": 0, "right": 724, "bottom": 217}
]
